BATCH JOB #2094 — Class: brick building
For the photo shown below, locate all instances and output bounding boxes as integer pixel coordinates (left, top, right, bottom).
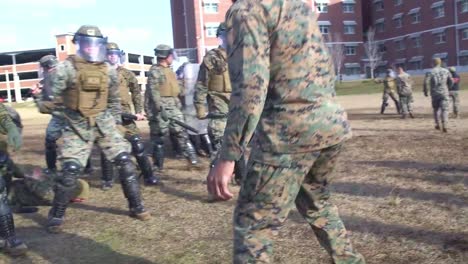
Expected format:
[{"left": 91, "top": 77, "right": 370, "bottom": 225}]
[{"left": 363, "top": 0, "right": 468, "bottom": 75}]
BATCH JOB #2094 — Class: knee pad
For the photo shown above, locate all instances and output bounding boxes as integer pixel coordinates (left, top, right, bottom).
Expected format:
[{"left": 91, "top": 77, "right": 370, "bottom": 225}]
[
  {"left": 114, "top": 152, "right": 132, "bottom": 166},
  {"left": 60, "top": 161, "right": 81, "bottom": 187},
  {"left": 129, "top": 136, "right": 145, "bottom": 156}
]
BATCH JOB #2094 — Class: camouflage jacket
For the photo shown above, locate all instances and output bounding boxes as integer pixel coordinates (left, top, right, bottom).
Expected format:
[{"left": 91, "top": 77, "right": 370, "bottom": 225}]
[
  {"left": 220, "top": 0, "right": 351, "bottom": 160},
  {"left": 194, "top": 47, "right": 231, "bottom": 118},
  {"left": 117, "top": 66, "right": 142, "bottom": 114},
  {"left": 396, "top": 72, "right": 413, "bottom": 96},
  {"left": 144, "top": 63, "right": 183, "bottom": 119},
  {"left": 424, "top": 66, "right": 453, "bottom": 98},
  {"left": 375, "top": 77, "right": 396, "bottom": 93},
  {"left": 0, "top": 103, "right": 17, "bottom": 136},
  {"left": 52, "top": 58, "right": 121, "bottom": 140}
]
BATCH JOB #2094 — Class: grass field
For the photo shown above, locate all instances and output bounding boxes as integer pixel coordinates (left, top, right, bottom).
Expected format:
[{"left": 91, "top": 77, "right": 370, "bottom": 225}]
[{"left": 0, "top": 91, "right": 467, "bottom": 264}]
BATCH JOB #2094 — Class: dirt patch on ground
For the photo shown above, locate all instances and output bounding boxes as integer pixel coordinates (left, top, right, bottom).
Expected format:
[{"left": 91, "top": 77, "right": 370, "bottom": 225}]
[{"left": 1, "top": 91, "right": 467, "bottom": 264}]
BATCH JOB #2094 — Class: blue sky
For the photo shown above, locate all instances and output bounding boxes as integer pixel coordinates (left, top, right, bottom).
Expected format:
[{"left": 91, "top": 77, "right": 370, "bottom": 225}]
[{"left": 0, "top": 0, "right": 174, "bottom": 55}]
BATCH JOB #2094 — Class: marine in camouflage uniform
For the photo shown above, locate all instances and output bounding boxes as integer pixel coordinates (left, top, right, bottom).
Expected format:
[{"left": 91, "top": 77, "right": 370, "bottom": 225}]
[
  {"left": 395, "top": 67, "right": 414, "bottom": 119},
  {"left": 374, "top": 69, "right": 401, "bottom": 114},
  {"left": 194, "top": 23, "right": 231, "bottom": 161},
  {"left": 32, "top": 55, "right": 92, "bottom": 173},
  {"left": 424, "top": 58, "right": 454, "bottom": 133},
  {"left": 99, "top": 42, "right": 160, "bottom": 190},
  {"left": 145, "top": 44, "right": 198, "bottom": 170},
  {"left": 448, "top": 67, "right": 460, "bottom": 118},
  {"left": 208, "top": 1, "right": 365, "bottom": 263},
  {"left": 47, "top": 25, "right": 150, "bottom": 233},
  {"left": 0, "top": 103, "right": 27, "bottom": 256}
]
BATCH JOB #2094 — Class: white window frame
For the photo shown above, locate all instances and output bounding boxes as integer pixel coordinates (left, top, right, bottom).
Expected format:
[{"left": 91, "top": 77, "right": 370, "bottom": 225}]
[
  {"left": 411, "top": 12, "right": 421, "bottom": 24},
  {"left": 435, "top": 32, "right": 446, "bottom": 44},
  {"left": 203, "top": 0, "right": 219, "bottom": 13},
  {"left": 394, "top": 17, "right": 402, "bottom": 28},
  {"left": 413, "top": 36, "right": 421, "bottom": 48},
  {"left": 205, "top": 23, "right": 220, "bottom": 38},
  {"left": 316, "top": 2, "right": 329, "bottom": 13},
  {"left": 433, "top": 5, "right": 445, "bottom": 18},
  {"left": 319, "top": 25, "right": 330, "bottom": 34},
  {"left": 342, "top": 3, "right": 354, "bottom": 13},
  {"left": 345, "top": 46, "right": 356, "bottom": 55},
  {"left": 374, "top": 1, "right": 384, "bottom": 11},
  {"left": 462, "top": 0, "right": 468, "bottom": 13},
  {"left": 344, "top": 25, "right": 356, "bottom": 34},
  {"left": 394, "top": 0, "right": 402, "bottom": 6},
  {"left": 395, "top": 39, "right": 405, "bottom": 50},
  {"left": 463, "top": 28, "right": 468, "bottom": 40}
]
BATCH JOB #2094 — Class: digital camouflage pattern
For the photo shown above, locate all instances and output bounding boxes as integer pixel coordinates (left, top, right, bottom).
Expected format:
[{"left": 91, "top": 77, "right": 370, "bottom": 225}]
[
  {"left": 449, "top": 70, "right": 460, "bottom": 116},
  {"left": 194, "top": 47, "right": 231, "bottom": 154},
  {"left": 375, "top": 76, "right": 400, "bottom": 114},
  {"left": 118, "top": 66, "right": 143, "bottom": 136},
  {"left": 145, "top": 64, "right": 189, "bottom": 146},
  {"left": 424, "top": 65, "right": 454, "bottom": 129},
  {"left": 396, "top": 72, "right": 414, "bottom": 116},
  {"left": 52, "top": 57, "right": 130, "bottom": 166},
  {"left": 223, "top": 1, "right": 363, "bottom": 263}
]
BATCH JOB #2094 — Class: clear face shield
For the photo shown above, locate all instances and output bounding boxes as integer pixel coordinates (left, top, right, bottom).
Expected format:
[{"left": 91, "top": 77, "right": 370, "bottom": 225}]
[
  {"left": 218, "top": 33, "right": 227, "bottom": 50},
  {"left": 76, "top": 36, "right": 108, "bottom": 63},
  {"left": 107, "top": 49, "right": 126, "bottom": 65}
]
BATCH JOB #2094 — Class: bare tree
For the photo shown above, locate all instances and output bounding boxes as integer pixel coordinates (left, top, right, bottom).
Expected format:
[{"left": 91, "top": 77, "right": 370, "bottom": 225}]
[
  {"left": 363, "top": 27, "right": 382, "bottom": 79},
  {"left": 328, "top": 33, "right": 345, "bottom": 83}
]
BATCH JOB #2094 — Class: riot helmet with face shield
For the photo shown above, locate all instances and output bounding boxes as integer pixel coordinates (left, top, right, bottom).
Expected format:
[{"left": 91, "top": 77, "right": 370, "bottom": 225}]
[{"left": 73, "top": 25, "right": 108, "bottom": 63}]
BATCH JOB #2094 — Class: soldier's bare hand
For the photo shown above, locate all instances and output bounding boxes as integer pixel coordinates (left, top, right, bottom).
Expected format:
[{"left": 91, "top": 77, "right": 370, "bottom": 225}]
[
  {"left": 31, "top": 83, "right": 42, "bottom": 95},
  {"left": 135, "top": 113, "right": 145, "bottom": 121},
  {"left": 207, "top": 160, "right": 235, "bottom": 201}
]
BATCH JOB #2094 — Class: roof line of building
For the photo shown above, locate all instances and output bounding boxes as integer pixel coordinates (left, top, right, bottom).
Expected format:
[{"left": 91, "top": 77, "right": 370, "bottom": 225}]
[
  {"left": 374, "top": 21, "right": 468, "bottom": 43},
  {"left": 0, "top": 48, "right": 55, "bottom": 56}
]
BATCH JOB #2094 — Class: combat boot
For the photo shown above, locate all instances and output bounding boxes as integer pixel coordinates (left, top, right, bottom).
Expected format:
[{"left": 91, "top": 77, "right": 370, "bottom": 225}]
[
  {"left": 380, "top": 103, "right": 386, "bottom": 114},
  {"left": 170, "top": 133, "right": 184, "bottom": 158},
  {"left": 409, "top": 112, "right": 415, "bottom": 119},
  {"left": 435, "top": 124, "right": 441, "bottom": 130},
  {"left": 128, "top": 135, "right": 162, "bottom": 186},
  {"left": 0, "top": 213, "right": 27, "bottom": 256},
  {"left": 442, "top": 124, "right": 448, "bottom": 133},
  {"left": 200, "top": 134, "right": 214, "bottom": 157},
  {"left": 401, "top": 114, "right": 407, "bottom": 119},
  {"left": 46, "top": 204, "right": 67, "bottom": 234}
]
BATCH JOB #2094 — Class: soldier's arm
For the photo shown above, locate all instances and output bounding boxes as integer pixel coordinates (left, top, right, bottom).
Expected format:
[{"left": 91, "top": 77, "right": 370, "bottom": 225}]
[
  {"left": 127, "top": 70, "right": 143, "bottom": 114},
  {"left": 107, "top": 67, "right": 123, "bottom": 123},
  {"left": 423, "top": 73, "right": 430, "bottom": 96},
  {"left": 0, "top": 103, "right": 16, "bottom": 133},
  {"left": 149, "top": 67, "right": 166, "bottom": 111},
  {"left": 447, "top": 72, "right": 454, "bottom": 88},
  {"left": 219, "top": 7, "right": 270, "bottom": 161},
  {"left": 193, "top": 62, "right": 209, "bottom": 118},
  {"left": 51, "top": 61, "right": 72, "bottom": 98}
]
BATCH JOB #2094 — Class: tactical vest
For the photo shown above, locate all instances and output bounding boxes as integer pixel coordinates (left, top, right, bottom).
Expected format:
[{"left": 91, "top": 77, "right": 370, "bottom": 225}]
[
  {"left": 118, "top": 68, "right": 131, "bottom": 107},
  {"left": 207, "top": 49, "right": 231, "bottom": 93},
  {"left": 64, "top": 56, "right": 109, "bottom": 117},
  {"left": 159, "top": 67, "right": 180, "bottom": 97}
]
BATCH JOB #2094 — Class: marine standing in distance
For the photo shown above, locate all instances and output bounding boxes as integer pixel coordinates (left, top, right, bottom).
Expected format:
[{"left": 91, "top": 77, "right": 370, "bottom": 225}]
[
  {"left": 395, "top": 67, "right": 414, "bottom": 119},
  {"left": 448, "top": 67, "right": 460, "bottom": 118},
  {"left": 375, "top": 69, "right": 401, "bottom": 114}
]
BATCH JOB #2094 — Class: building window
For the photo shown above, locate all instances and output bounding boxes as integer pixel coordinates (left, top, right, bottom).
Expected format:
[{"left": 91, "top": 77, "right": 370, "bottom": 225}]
[
  {"left": 433, "top": 5, "right": 445, "bottom": 18},
  {"left": 204, "top": 2, "right": 219, "bottom": 13},
  {"left": 413, "top": 37, "right": 421, "bottom": 48},
  {"left": 462, "top": 0, "right": 468, "bottom": 13},
  {"left": 344, "top": 25, "right": 356, "bottom": 34},
  {"left": 319, "top": 25, "right": 330, "bottom": 35},
  {"left": 394, "top": 0, "right": 402, "bottom": 6},
  {"left": 394, "top": 18, "right": 402, "bottom": 28},
  {"left": 395, "top": 40, "right": 405, "bottom": 50},
  {"left": 411, "top": 61, "right": 422, "bottom": 70},
  {"left": 205, "top": 24, "right": 219, "bottom": 37},
  {"left": 345, "top": 46, "right": 356, "bottom": 55},
  {"left": 435, "top": 32, "right": 446, "bottom": 44},
  {"left": 345, "top": 67, "right": 360, "bottom": 75},
  {"left": 463, "top": 28, "right": 468, "bottom": 39},
  {"left": 411, "top": 12, "right": 421, "bottom": 23},
  {"left": 376, "top": 22, "right": 385, "bottom": 32},
  {"left": 316, "top": 2, "right": 328, "bottom": 13},
  {"left": 460, "top": 55, "right": 468, "bottom": 66},
  {"left": 342, "top": 3, "right": 354, "bottom": 13},
  {"left": 378, "top": 43, "right": 386, "bottom": 53},
  {"left": 374, "top": 1, "right": 384, "bottom": 11}
]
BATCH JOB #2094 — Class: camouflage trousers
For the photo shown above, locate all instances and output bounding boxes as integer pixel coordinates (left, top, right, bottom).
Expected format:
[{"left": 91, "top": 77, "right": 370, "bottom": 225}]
[
  {"left": 234, "top": 144, "right": 365, "bottom": 264},
  {"left": 449, "top": 91, "right": 460, "bottom": 115},
  {"left": 399, "top": 94, "right": 413, "bottom": 115},
  {"left": 208, "top": 118, "right": 227, "bottom": 159},
  {"left": 45, "top": 115, "right": 66, "bottom": 142},
  {"left": 61, "top": 125, "right": 131, "bottom": 167},
  {"left": 122, "top": 119, "right": 141, "bottom": 138},
  {"left": 382, "top": 90, "right": 400, "bottom": 113},
  {"left": 431, "top": 96, "right": 449, "bottom": 127},
  {"left": 149, "top": 98, "right": 189, "bottom": 149}
]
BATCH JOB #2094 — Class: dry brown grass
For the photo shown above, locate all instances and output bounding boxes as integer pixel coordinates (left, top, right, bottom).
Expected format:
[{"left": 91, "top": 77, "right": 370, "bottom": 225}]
[{"left": 1, "top": 91, "right": 467, "bottom": 264}]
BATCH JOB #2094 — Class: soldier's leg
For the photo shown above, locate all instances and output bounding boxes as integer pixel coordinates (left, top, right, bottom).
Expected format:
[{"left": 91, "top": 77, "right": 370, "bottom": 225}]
[
  {"left": 441, "top": 98, "right": 449, "bottom": 132},
  {"left": 127, "top": 134, "right": 161, "bottom": 186},
  {"left": 380, "top": 92, "right": 389, "bottom": 114},
  {"left": 389, "top": 91, "right": 400, "bottom": 114},
  {"left": 100, "top": 150, "right": 114, "bottom": 190},
  {"left": 295, "top": 144, "right": 365, "bottom": 264},
  {"left": 44, "top": 116, "right": 65, "bottom": 171},
  {"left": 432, "top": 98, "right": 441, "bottom": 130},
  {"left": 400, "top": 96, "right": 408, "bottom": 118},
  {"left": 408, "top": 94, "right": 414, "bottom": 118},
  {"left": 170, "top": 131, "right": 183, "bottom": 158},
  {"left": 233, "top": 151, "right": 320, "bottom": 263},
  {"left": 0, "top": 163, "right": 27, "bottom": 256},
  {"left": 98, "top": 130, "right": 150, "bottom": 221},
  {"left": 149, "top": 120, "right": 167, "bottom": 171},
  {"left": 169, "top": 110, "right": 197, "bottom": 165},
  {"left": 452, "top": 91, "right": 460, "bottom": 117},
  {"left": 47, "top": 128, "right": 92, "bottom": 233}
]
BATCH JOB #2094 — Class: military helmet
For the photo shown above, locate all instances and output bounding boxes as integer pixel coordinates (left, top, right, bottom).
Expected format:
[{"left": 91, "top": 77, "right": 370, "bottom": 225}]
[
  {"left": 216, "top": 22, "right": 227, "bottom": 37},
  {"left": 106, "top": 42, "right": 125, "bottom": 65},
  {"left": 72, "top": 25, "right": 104, "bottom": 43},
  {"left": 39, "top": 55, "right": 58, "bottom": 69},
  {"left": 106, "top": 42, "right": 120, "bottom": 51},
  {"left": 154, "top": 44, "right": 174, "bottom": 58},
  {"left": 449, "top": 66, "right": 456, "bottom": 72}
]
